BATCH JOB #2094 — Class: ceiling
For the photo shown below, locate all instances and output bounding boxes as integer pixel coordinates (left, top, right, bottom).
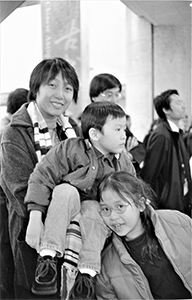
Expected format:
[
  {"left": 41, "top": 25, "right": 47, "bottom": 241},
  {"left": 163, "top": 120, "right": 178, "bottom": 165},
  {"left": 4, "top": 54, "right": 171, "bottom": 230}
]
[
  {"left": 0, "top": 0, "right": 191, "bottom": 25},
  {"left": 0, "top": 0, "right": 38, "bottom": 23},
  {"left": 121, "top": 0, "right": 191, "bottom": 26}
]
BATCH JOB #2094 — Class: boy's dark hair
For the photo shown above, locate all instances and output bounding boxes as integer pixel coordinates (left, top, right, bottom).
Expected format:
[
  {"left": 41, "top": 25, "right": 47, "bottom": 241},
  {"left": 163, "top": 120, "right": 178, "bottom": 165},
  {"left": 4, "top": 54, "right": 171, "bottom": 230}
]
[
  {"left": 89, "top": 73, "right": 122, "bottom": 102},
  {"left": 28, "top": 57, "right": 79, "bottom": 103},
  {"left": 81, "top": 101, "right": 126, "bottom": 139},
  {"left": 7, "top": 88, "right": 28, "bottom": 114},
  {"left": 154, "top": 89, "right": 179, "bottom": 120}
]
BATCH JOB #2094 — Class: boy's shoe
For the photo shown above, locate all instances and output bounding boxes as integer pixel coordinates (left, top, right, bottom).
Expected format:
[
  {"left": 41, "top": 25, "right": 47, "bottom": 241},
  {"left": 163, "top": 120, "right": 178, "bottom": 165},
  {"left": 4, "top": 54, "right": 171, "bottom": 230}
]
[
  {"left": 31, "top": 255, "right": 58, "bottom": 295},
  {"left": 69, "top": 272, "right": 96, "bottom": 299}
]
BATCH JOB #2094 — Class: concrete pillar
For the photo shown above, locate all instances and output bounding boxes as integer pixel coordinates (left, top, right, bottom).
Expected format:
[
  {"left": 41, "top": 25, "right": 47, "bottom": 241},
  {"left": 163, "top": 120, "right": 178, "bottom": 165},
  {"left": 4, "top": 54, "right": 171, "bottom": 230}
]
[
  {"left": 154, "top": 25, "right": 191, "bottom": 122},
  {"left": 125, "top": 8, "right": 152, "bottom": 141},
  {"left": 125, "top": 7, "right": 191, "bottom": 139}
]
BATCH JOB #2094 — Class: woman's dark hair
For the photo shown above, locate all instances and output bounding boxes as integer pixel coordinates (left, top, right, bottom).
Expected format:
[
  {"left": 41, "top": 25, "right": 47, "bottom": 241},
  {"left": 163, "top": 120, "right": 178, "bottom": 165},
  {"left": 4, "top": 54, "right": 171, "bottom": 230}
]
[
  {"left": 81, "top": 101, "right": 126, "bottom": 140},
  {"left": 154, "top": 89, "right": 179, "bottom": 120},
  {"left": 99, "top": 171, "right": 159, "bottom": 263},
  {"left": 89, "top": 73, "right": 122, "bottom": 102},
  {"left": 28, "top": 57, "right": 79, "bottom": 103}
]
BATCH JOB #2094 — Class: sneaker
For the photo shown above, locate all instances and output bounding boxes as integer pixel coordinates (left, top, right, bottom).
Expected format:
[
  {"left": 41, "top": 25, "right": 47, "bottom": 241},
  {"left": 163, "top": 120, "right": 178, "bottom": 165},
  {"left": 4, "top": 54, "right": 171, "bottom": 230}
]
[
  {"left": 60, "top": 264, "right": 78, "bottom": 300},
  {"left": 69, "top": 272, "right": 96, "bottom": 299},
  {"left": 31, "top": 255, "right": 58, "bottom": 295}
]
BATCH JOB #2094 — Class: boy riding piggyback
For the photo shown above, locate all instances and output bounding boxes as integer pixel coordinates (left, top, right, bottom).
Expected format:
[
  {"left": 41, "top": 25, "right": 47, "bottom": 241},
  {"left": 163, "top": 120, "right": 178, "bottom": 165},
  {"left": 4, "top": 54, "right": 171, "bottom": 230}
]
[{"left": 24, "top": 101, "right": 135, "bottom": 299}]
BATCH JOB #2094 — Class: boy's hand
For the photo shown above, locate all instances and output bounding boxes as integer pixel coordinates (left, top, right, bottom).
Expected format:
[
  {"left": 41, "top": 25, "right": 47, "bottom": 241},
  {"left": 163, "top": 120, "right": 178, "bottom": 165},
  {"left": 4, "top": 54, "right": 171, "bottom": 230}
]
[{"left": 25, "top": 210, "right": 44, "bottom": 253}]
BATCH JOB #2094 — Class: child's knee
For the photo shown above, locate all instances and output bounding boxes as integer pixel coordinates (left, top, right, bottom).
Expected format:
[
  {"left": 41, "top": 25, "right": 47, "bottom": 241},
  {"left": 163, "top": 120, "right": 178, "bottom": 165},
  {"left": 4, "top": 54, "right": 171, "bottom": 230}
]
[{"left": 52, "top": 183, "right": 80, "bottom": 210}]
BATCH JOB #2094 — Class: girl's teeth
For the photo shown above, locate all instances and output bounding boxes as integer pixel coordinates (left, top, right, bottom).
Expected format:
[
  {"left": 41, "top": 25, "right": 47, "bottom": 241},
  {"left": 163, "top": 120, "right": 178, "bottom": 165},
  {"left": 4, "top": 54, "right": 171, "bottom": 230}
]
[{"left": 114, "top": 224, "right": 122, "bottom": 228}]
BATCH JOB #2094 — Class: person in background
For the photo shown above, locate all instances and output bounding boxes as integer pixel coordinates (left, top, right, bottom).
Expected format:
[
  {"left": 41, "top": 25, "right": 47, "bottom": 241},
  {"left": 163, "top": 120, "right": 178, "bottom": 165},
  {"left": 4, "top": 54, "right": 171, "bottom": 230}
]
[
  {"left": 0, "top": 57, "right": 80, "bottom": 299},
  {"left": 125, "top": 114, "right": 146, "bottom": 175},
  {"left": 89, "top": 73, "right": 122, "bottom": 103},
  {"left": 0, "top": 87, "right": 28, "bottom": 299},
  {"left": 76, "top": 73, "right": 122, "bottom": 127},
  {"left": 140, "top": 89, "right": 191, "bottom": 216},
  {"left": 24, "top": 101, "right": 135, "bottom": 300},
  {"left": 179, "top": 113, "right": 189, "bottom": 133},
  {"left": 0, "top": 88, "right": 28, "bottom": 140},
  {"left": 183, "top": 121, "right": 192, "bottom": 179},
  {"left": 96, "top": 171, "right": 192, "bottom": 300},
  {"left": 142, "top": 118, "right": 160, "bottom": 149}
]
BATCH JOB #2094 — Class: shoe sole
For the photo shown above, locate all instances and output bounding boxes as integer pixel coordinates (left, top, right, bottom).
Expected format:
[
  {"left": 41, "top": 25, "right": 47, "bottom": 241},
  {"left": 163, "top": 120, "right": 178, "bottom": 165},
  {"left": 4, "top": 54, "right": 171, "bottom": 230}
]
[{"left": 31, "top": 287, "right": 57, "bottom": 296}]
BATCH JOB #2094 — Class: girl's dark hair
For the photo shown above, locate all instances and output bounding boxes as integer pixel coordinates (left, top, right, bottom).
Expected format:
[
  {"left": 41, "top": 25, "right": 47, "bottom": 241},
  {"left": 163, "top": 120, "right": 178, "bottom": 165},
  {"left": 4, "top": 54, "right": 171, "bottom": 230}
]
[
  {"left": 89, "top": 73, "right": 122, "bottom": 102},
  {"left": 154, "top": 89, "right": 179, "bottom": 120},
  {"left": 81, "top": 101, "right": 126, "bottom": 140},
  {"left": 99, "top": 171, "right": 159, "bottom": 263},
  {"left": 28, "top": 57, "right": 79, "bottom": 103}
]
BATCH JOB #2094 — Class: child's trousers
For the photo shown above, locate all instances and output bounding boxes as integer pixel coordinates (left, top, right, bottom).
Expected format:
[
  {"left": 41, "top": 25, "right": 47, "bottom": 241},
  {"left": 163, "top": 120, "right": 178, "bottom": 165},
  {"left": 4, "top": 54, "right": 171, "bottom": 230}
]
[{"left": 40, "top": 183, "right": 109, "bottom": 273}]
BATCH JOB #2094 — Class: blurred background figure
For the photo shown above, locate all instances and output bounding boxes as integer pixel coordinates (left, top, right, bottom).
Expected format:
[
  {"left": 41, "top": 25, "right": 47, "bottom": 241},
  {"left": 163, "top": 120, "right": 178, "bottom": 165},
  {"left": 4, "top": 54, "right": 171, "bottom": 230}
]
[
  {"left": 0, "top": 88, "right": 28, "bottom": 299},
  {"left": 89, "top": 73, "right": 122, "bottom": 103},
  {"left": 143, "top": 119, "right": 160, "bottom": 149},
  {"left": 179, "top": 113, "right": 189, "bottom": 133},
  {"left": 125, "top": 114, "right": 146, "bottom": 175},
  {"left": 0, "top": 88, "right": 29, "bottom": 140},
  {"left": 140, "top": 89, "right": 192, "bottom": 217},
  {"left": 183, "top": 120, "right": 192, "bottom": 179}
]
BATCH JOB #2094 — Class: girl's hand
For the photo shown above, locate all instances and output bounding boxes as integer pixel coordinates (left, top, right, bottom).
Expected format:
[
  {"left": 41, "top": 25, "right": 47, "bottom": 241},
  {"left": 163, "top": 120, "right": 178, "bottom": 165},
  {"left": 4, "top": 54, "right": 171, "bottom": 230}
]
[{"left": 25, "top": 210, "right": 44, "bottom": 253}]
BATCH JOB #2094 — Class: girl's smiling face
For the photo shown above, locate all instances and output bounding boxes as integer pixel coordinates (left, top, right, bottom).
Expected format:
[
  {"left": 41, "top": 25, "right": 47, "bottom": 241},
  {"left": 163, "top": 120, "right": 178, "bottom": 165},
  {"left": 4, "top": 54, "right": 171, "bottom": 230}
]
[{"left": 100, "top": 188, "right": 144, "bottom": 241}]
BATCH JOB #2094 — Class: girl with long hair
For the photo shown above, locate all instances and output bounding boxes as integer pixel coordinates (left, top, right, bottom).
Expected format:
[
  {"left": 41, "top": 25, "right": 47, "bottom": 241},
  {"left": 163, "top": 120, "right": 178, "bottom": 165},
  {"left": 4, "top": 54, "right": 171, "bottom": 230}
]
[{"left": 96, "top": 171, "right": 192, "bottom": 299}]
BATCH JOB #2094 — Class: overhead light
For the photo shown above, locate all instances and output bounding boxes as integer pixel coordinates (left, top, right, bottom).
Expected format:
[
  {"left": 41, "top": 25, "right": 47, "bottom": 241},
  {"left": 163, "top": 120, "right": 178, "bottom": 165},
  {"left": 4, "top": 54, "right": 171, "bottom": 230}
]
[{"left": 190, "top": 3, "right": 192, "bottom": 7}]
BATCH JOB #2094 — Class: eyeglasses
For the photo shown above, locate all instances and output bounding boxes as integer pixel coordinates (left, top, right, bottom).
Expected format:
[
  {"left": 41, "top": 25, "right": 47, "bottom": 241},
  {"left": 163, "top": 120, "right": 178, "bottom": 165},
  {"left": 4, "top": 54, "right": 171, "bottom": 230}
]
[
  {"left": 100, "top": 203, "right": 129, "bottom": 217},
  {"left": 100, "top": 91, "right": 122, "bottom": 100}
]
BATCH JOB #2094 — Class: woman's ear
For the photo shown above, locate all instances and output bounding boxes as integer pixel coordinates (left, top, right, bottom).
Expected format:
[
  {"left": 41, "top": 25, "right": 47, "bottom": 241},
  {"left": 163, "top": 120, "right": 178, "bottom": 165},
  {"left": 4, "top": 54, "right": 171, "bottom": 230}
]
[
  {"left": 139, "top": 197, "right": 146, "bottom": 212},
  {"left": 89, "top": 128, "right": 100, "bottom": 141}
]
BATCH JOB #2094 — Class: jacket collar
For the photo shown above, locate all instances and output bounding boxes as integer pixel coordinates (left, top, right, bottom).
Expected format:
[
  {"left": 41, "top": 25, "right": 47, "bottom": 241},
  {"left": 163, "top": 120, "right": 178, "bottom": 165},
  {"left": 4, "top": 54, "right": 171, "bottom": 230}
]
[
  {"left": 167, "top": 119, "right": 179, "bottom": 132},
  {"left": 10, "top": 103, "right": 32, "bottom": 128},
  {"left": 84, "top": 139, "right": 121, "bottom": 160}
]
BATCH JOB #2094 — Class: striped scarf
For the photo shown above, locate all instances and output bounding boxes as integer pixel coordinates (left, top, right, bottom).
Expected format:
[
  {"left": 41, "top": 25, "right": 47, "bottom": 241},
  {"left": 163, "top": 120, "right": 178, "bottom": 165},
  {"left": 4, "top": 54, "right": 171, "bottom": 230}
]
[
  {"left": 27, "top": 101, "right": 82, "bottom": 294},
  {"left": 27, "top": 101, "right": 76, "bottom": 161}
]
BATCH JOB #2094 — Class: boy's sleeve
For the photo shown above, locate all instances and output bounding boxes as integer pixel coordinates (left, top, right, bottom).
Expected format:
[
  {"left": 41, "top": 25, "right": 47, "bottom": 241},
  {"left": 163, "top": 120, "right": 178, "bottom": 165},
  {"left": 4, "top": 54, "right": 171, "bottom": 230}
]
[{"left": 24, "top": 141, "right": 70, "bottom": 213}]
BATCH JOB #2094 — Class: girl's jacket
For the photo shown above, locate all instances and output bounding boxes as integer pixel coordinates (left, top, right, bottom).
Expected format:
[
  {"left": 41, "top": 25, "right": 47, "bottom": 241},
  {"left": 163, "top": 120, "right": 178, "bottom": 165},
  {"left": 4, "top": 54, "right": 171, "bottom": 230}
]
[{"left": 96, "top": 206, "right": 192, "bottom": 300}]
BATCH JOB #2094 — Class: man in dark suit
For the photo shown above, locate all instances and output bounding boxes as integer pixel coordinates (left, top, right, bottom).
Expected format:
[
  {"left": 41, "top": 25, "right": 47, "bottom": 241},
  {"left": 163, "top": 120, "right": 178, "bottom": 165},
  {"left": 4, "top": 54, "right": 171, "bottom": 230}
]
[{"left": 140, "top": 89, "right": 191, "bottom": 217}]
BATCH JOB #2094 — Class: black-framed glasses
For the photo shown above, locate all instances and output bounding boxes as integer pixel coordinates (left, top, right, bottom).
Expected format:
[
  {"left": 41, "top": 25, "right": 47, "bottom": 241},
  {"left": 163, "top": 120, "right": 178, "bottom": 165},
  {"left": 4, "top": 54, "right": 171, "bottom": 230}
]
[{"left": 100, "top": 203, "right": 129, "bottom": 217}]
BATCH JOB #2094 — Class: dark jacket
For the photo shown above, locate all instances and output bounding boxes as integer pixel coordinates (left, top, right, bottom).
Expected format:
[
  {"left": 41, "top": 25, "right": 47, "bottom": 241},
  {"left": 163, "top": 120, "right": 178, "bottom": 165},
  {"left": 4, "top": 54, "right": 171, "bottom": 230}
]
[
  {"left": 140, "top": 121, "right": 191, "bottom": 215},
  {"left": 0, "top": 103, "right": 80, "bottom": 298},
  {"left": 96, "top": 207, "right": 192, "bottom": 300}
]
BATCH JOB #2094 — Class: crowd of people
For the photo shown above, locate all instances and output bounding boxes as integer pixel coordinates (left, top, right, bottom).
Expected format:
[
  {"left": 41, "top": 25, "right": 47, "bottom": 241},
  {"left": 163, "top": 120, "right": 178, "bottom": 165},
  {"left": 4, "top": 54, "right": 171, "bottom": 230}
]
[{"left": 0, "top": 57, "right": 191, "bottom": 300}]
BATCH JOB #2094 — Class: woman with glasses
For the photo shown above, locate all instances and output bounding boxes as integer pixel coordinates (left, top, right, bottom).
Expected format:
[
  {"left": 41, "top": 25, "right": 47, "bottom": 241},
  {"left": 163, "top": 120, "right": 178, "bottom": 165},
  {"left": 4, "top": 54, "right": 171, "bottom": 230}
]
[
  {"left": 89, "top": 73, "right": 122, "bottom": 103},
  {"left": 96, "top": 171, "right": 192, "bottom": 300}
]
